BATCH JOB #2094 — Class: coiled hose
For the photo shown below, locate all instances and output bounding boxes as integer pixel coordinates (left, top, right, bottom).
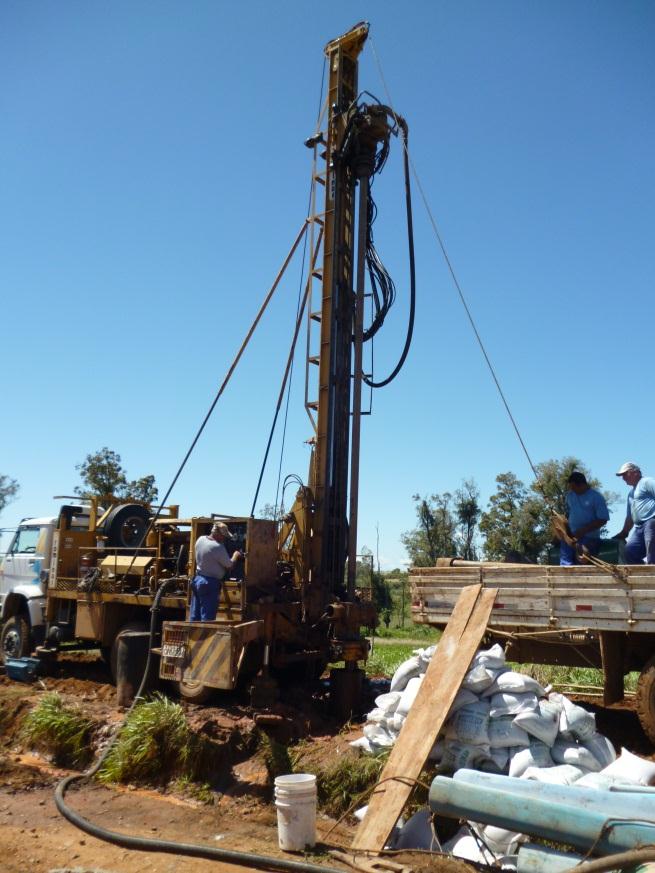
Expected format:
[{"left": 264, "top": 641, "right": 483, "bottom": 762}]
[{"left": 55, "top": 579, "right": 344, "bottom": 873}]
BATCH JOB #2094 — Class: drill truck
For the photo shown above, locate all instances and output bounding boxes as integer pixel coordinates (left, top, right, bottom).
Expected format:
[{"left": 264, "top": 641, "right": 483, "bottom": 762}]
[{"left": 2, "top": 23, "right": 411, "bottom": 716}]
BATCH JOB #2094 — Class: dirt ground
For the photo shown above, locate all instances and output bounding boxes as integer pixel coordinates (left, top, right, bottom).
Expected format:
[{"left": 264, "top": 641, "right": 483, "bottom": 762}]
[{"left": 1, "top": 653, "right": 652, "bottom": 873}]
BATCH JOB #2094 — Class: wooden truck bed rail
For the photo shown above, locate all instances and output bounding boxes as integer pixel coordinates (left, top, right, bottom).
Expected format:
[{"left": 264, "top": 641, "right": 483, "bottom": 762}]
[{"left": 410, "top": 565, "right": 655, "bottom": 633}]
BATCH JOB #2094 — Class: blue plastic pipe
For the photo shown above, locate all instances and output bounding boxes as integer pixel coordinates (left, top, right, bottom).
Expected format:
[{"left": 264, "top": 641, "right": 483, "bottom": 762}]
[
  {"left": 429, "top": 776, "right": 655, "bottom": 854},
  {"left": 517, "top": 844, "right": 584, "bottom": 872},
  {"left": 452, "top": 769, "right": 655, "bottom": 822}
]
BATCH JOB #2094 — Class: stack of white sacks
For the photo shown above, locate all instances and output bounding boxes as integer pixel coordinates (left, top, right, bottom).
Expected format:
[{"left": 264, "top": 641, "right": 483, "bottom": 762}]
[{"left": 351, "top": 643, "right": 654, "bottom": 864}]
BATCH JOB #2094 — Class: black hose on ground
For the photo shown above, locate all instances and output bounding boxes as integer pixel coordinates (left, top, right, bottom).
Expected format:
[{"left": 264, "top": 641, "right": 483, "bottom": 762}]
[{"left": 54, "top": 579, "right": 344, "bottom": 873}]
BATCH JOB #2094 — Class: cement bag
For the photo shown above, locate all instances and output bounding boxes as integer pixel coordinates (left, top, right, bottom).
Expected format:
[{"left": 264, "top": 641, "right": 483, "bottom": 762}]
[
  {"left": 443, "top": 828, "right": 496, "bottom": 864},
  {"left": 350, "top": 736, "right": 375, "bottom": 753},
  {"left": 488, "top": 715, "right": 530, "bottom": 749},
  {"left": 489, "top": 691, "right": 539, "bottom": 718},
  {"left": 522, "top": 764, "right": 584, "bottom": 785},
  {"left": 601, "top": 748, "right": 655, "bottom": 786},
  {"left": 551, "top": 739, "right": 601, "bottom": 772},
  {"left": 448, "top": 688, "right": 479, "bottom": 716},
  {"left": 366, "top": 707, "right": 388, "bottom": 725},
  {"left": 390, "top": 711, "right": 405, "bottom": 733},
  {"left": 390, "top": 655, "right": 422, "bottom": 693},
  {"left": 508, "top": 740, "right": 552, "bottom": 778},
  {"left": 393, "top": 809, "right": 435, "bottom": 851},
  {"left": 374, "top": 691, "right": 402, "bottom": 714},
  {"left": 476, "top": 823, "right": 526, "bottom": 855},
  {"left": 396, "top": 675, "right": 423, "bottom": 717},
  {"left": 462, "top": 663, "right": 502, "bottom": 693},
  {"left": 444, "top": 701, "right": 491, "bottom": 744},
  {"left": 472, "top": 643, "right": 506, "bottom": 670},
  {"left": 490, "top": 747, "right": 510, "bottom": 772},
  {"left": 363, "top": 723, "right": 396, "bottom": 749},
  {"left": 353, "top": 805, "right": 368, "bottom": 822},
  {"left": 582, "top": 732, "right": 616, "bottom": 769},
  {"left": 482, "top": 671, "right": 545, "bottom": 698},
  {"left": 513, "top": 698, "right": 560, "bottom": 747},
  {"left": 555, "top": 695, "right": 596, "bottom": 740},
  {"left": 418, "top": 644, "right": 437, "bottom": 669},
  {"left": 575, "top": 772, "right": 633, "bottom": 790},
  {"left": 442, "top": 741, "right": 491, "bottom": 772}
]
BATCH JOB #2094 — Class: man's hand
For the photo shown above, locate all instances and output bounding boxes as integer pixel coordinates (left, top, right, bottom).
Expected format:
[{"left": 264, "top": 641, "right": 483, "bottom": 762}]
[{"left": 232, "top": 550, "right": 243, "bottom": 561}]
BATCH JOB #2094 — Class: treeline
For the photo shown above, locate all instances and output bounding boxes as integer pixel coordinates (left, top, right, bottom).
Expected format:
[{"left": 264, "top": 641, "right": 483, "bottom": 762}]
[{"left": 401, "top": 456, "right": 619, "bottom": 566}]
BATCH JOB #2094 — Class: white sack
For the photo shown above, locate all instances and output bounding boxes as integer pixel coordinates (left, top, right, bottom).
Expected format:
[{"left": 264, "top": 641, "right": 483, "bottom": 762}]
[
  {"left": 448, "top": 688, "right": 479, "bottom": 716},
  {"left": 490, "top": 747, "right": 510, "bottom": 772},
  {"left": 353, "top": 805, "right": 368, "bottom": 821},
  {"left": 575, "top": 772, "right": 635, "bottom": 790},
  {"left": 463, "top": 664, "right": 501, "bottom": 693},
  {"left": 472, "top": 643, "right": 506, "bottom": 670},
  {"left": 483, "top": 671, "right": 546, "bottom": 698},
  {"left": 393, "top": 809, "right": 436, "bottom": 851},
  {"left": 513, "top": 699, "right": 560, "bottom": 747},
  {"left": 476, "top": 823, "right": 526, "bottom": 855},
  {"left": 508, "top": 740, "right": 552, "bottom": 778},
  {"left": 522, "top": 764, "right": 584, "bottom": 784},
  {"left": 374, "top": 691, "right": 402, "bottom": 714},
  {"left": 556, "top": 695, "right": 596, "bottom": 740},
  {"left": 443, "top": 828, "right": 497, "bottom": 864},
  {"left": 489, "top": 691, "right": 539, "bottom": 718},
  {"left": 418, "top": 644, "right": 437, "bottom": 669},
  {"left": 442, "top": 741, "right": 491, "bottom": 771},
  {"left": 489, "top": 716, "right": 530, "bottom": 749},
  {"left": 350, "top": 736, "right": 375, "bottom": 753},
  {"left": 396, "top": 675, "right": 423, "bottom": 716},
  {"left": 583, "top": 732, "right": 616, "bottom": 769},
  {"left": 363, "top": 723, "right": 395, "bottom": 748},
  {"left": 551, "top": 739, "right": 601, "bottom": 772},
  {"left": 389, "top": 655, "right": 422, "bottom": 693},
  {"left": 445, "top": 701, "right": 491, "bottom": 745},
  {"left": 390, "top": 712, "right": 405, "bottom": 733},
  {"left": 601, "top": 748, "right": 655, "bottom": 786},
  {"left": 366, "top": 707, "right": 388, "bottom": 726}
]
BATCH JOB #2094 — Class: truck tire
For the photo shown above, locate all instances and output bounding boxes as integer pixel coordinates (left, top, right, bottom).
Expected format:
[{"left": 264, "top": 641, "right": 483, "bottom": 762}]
[
  {"left": 110, "top": 621, "right": 149, "bottom": 684},
  {"left": 636, "top": 655, "right": 655, "bottom": 744},
  {"left": 1, "top": 614, "right": 31, "bottom": 662},
  {"left": 177, "top": 678, "right": 214, "bottom": 704},
  {"left": 102, "top": 504, "right": 150, "bottom": 550}
]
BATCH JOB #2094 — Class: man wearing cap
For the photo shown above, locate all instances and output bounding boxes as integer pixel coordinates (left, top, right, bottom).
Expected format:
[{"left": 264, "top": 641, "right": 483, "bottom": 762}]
[
  {"left": 190, "top": 522, "right": 242, "bottom": 621},
  {"left": 614, "top": 463, "right": 655, "bottom": 565},
  {"left": 560, "top": 471, "right": 609, "bottom": 566}
]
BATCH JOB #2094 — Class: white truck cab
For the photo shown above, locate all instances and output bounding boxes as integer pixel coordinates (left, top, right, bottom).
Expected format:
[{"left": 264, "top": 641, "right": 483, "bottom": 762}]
[{"left": 0, "top": 516, "right": 56, "bottom": 658}]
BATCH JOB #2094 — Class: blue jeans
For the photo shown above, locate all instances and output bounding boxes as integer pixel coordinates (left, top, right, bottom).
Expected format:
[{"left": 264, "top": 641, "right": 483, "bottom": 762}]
[
  {"left": 625, "top": 518, "right": 655, "bottom": 565},
  {"left": 190, "top": 574, "right": 221, "bottom": 621},
  {"left": 560, "top": 536, "right": 601, "bottom": 566}
]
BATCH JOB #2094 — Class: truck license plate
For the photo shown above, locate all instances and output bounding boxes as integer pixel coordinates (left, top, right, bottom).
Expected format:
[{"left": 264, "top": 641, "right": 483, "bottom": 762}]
[{"left": 162, "top": 644, "right": 186, "bottom": 659}]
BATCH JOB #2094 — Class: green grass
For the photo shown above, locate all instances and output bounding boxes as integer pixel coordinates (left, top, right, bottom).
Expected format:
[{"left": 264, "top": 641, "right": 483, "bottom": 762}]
[
  {"left": 365, "top": 643, "right": 419, "bottom": 677},
  {"left": 373, "top": 625, "right": 441, "bottom": 641},
  {"left": 98, "top": 693, "right": 218, "bottom": 786},
  {"left": 314, "top": 751, "right": 388, "bottom": 818},
  {"left": 514, "top": 663, "right": 639, "bottom": 694},
  {"left": 22, "top": 692, "right": 95, "bottom": 769}
]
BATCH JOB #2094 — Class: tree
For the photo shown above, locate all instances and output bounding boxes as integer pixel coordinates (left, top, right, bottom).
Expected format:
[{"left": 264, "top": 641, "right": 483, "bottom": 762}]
[
  {"left": 479, "top": 457, "right": 617, "bottom": 562},
  {"left": 401, "top": 492, "right": 456, "bottom": 566},
  {"left": 454, "top": 478, "right": 481, "bottom": 560},
  {"left": 0, "top": 474, "right": 19, "bottom": 517},
  {"left": 75, "top": 447, "right": 158, "bottom": 502}
]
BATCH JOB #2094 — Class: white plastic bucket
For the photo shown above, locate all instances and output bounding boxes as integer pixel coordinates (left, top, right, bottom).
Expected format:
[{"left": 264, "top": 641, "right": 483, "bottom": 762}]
[{"left": 274, "top": 773, "right": 317, "bottom": 851}]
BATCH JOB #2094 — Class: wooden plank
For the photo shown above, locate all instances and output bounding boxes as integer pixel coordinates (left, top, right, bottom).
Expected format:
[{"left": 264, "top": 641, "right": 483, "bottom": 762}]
[{"left": 352, "top": 584, "right": 496, "bottom": 853}]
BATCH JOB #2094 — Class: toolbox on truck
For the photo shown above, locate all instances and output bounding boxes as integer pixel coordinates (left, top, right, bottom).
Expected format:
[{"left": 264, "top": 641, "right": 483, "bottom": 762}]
[{"left": 159, "top": 620, "right": 264, "bottom": 690}]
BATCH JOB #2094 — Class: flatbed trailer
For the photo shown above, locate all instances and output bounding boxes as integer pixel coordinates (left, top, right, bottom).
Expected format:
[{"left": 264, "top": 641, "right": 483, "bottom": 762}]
[{"left": 410, "top": 561, "right": 655, "bottom": 742}]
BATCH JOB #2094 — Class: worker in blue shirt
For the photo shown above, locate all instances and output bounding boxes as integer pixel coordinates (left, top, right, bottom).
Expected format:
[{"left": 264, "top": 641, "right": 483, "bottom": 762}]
[
  {"left": 614, "top": 462, "right": 655, "bottom": 564},
  {"left": 560, "top": 471, "right": 609, "bottom": 566}
]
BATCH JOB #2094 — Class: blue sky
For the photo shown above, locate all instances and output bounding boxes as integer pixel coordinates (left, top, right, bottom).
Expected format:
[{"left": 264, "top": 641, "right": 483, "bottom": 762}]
[{"left": 1, "top": 1, "right": 653, "bottom": 567}]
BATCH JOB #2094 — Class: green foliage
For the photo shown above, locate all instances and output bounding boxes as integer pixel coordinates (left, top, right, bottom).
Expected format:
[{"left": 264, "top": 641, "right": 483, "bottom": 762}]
[
  {"left": 75, "top": 447, "right": 158, "bottom": 502},
  {"left": 315, "top": 751, "right": 387, "bottom": 817},
  {"left": 22, "top": 692, "right": 95, "bottom": 768},
  {"left": 98, "top": 693, "right": 213, "bottom": 785},
  {"left": 0, "top": 473, "right": 19, "bottom": 517},
  {"left": 365, "top": 643, "right": 419, "bottom": 677},
  {"left": 258, "top": 730, "right": 293, "bottom": 780},
  {"left": 480, "top": 458, "right": 617, "bottom": 562},
  {"left": 402, "top": 482, "right": 482, "bottom": 566}
]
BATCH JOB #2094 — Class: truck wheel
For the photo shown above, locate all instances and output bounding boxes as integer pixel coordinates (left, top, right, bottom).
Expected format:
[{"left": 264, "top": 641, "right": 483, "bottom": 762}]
[
  {"left": 1, "top": 614, "right": 31, "bottom": 662},
  {"left": 636, "top": 655, "right": 655, "bottom": 744},
  {"left": 177, "top": 678, "right": 214, "bottom": 704},
  {"left": 102, "top": 504, "right": 150, "bottom": 550},
  {"left": 110, "top": 621, "right": 149, "bottom": 684}
]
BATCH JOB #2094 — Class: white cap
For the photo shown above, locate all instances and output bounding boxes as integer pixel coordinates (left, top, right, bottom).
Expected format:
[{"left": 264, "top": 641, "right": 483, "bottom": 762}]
[
  {"left": 616, "top": 462, "right": 640, "bottom": 476},
  {"left": 211, "top": 521, "right": 233, "bottom": 539}
]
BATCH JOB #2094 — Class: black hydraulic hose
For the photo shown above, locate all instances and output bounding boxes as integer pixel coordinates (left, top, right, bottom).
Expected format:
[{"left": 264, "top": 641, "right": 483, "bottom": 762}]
[
  {"left": 54, "top": 578, "right": 344, "bottom": 873},
  {"left": 364, "top": 119, "right": 415, "bottom": 388}
]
